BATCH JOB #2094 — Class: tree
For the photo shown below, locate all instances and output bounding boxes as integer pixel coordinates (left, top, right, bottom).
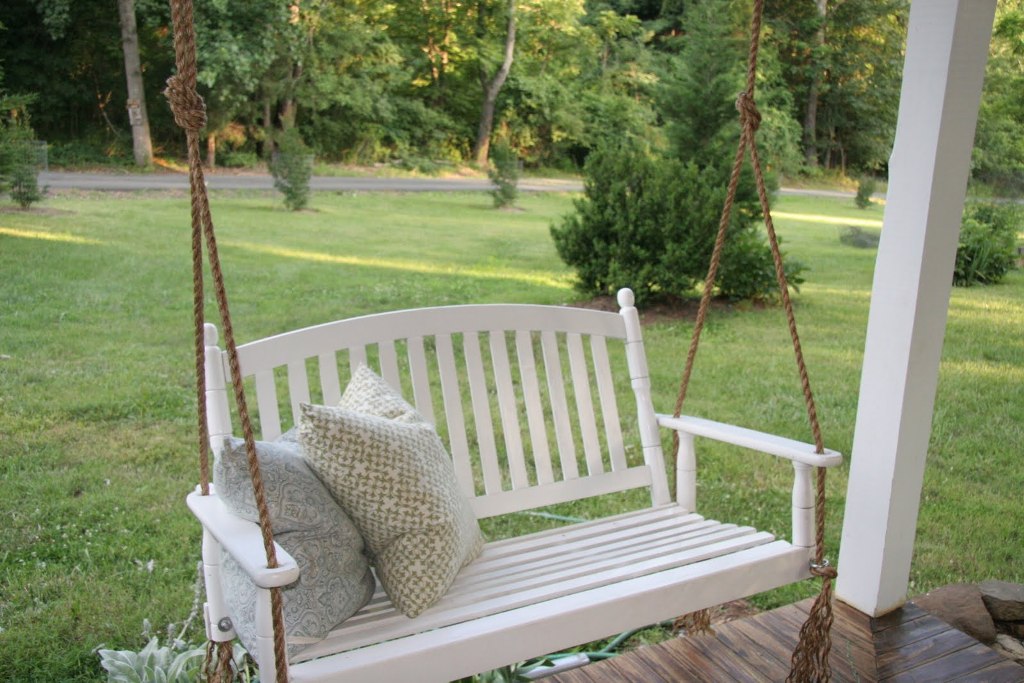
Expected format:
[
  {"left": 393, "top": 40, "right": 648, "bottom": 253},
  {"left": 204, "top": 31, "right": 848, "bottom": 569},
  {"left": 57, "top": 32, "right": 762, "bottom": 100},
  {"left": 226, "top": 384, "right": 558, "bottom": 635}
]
[
  {"left": 972, "top": 0, "right": 1024, "bottom": 192},
  {"left": 472, "top": 0, "right": 517, "bottom": 165},
  {"left": 118, "top": 0, "right": 153, "bottom": 166}
]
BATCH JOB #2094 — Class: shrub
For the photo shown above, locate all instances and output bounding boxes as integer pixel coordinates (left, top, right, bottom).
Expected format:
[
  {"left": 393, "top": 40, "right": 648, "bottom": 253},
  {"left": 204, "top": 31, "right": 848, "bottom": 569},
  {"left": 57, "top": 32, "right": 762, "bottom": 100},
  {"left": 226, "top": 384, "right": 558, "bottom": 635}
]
[
  {"left": 269, "top": 128, "right": 313, "bottom": 211},
  {"left": 487, "top": 141, "right": 519, "bottom": 209},
  {"left": 838, "top": 225, "right": 881, "bottom": 249},
  {"left": 0, "top": 93, "right": 44, "bottom": 209},
  {"left": 953, "top": 202, "right": 1019, "bottom": 286},
  {"left": 5, "top": 142, "right": 44, "bottom": 206},
  {"left": 550, "top": 141, "right": 802, "bottom": 304},
  {"left": 855, "top": 177, "right": 877, "bottom": 209}
]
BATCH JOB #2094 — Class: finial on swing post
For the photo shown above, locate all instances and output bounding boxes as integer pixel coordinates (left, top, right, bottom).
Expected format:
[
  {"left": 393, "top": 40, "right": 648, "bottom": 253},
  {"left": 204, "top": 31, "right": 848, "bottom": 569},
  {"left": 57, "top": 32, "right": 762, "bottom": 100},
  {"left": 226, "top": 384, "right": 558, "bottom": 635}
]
[
  {"left": 616, "top": 288, "right": 635, "bottom": 309},
  {"left": 204, "top": 322, "right": 218, "bottom": 346}
]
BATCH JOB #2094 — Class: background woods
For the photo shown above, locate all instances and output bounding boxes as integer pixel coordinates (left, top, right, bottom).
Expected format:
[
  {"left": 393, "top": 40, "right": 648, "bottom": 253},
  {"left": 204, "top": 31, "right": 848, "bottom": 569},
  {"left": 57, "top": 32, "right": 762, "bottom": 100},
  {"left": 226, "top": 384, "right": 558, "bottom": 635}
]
[{"left": 0, "top": 0, "right": 1020, "bottom": 182}]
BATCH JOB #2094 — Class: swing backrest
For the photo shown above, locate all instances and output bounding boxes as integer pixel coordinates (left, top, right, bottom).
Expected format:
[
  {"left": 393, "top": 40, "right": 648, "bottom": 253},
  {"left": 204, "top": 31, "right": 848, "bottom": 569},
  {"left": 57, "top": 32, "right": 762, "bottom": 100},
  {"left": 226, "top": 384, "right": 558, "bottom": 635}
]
[{"left": 203, "top": 293, "right": 672, "bottom": 519}]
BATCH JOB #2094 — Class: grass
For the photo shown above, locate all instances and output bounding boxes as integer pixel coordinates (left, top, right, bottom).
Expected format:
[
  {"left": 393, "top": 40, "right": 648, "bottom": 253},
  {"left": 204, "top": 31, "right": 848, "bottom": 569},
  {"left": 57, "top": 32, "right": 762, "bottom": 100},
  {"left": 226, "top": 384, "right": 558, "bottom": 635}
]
[{"left": 1, "top": 189, "right": 1021, "bottom": 680}]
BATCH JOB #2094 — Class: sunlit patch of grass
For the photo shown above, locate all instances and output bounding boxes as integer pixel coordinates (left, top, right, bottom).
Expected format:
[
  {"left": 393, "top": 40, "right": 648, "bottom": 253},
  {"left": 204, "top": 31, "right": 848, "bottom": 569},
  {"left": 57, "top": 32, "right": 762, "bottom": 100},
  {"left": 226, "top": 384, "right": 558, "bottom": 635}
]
[
  {"left": 773, "top": 211, "right": 883, "bottom": 229},
  {"left": 226, "top": 240, "right": 572, "bottom": 289},
  {"left": 0, "top": 226, "right": 102, "bottom": 244}
]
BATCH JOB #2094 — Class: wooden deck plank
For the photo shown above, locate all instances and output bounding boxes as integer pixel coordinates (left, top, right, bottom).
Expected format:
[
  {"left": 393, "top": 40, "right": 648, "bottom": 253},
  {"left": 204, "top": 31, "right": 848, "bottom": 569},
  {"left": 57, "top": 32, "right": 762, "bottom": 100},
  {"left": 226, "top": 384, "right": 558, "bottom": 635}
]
[
  {"left": 769, "top": 602, "right": 867, "bottom": 683},
  {"left": 550, "top": 596, "right": 1024, "bottom": 683},
  {"left": 786, "top": 593, "right": 876, "bottom": 675},
  {"left": 882, "top": 641, "right": 1012, "bottom": 682},
  {"left": 712, "top": 622, "right": 793, "bottom": 680},
  {"left": 872, "top": 611, "right": 951, "bottom": 654},
  {"left": 960, "top": 660, "right": 1024, "bottom": 682},
  {"left": 875, "top": 627, "right": 981, "bottom": 678},
  {"left": 673, "top": 633, "right": 775, "bottom": 683}
]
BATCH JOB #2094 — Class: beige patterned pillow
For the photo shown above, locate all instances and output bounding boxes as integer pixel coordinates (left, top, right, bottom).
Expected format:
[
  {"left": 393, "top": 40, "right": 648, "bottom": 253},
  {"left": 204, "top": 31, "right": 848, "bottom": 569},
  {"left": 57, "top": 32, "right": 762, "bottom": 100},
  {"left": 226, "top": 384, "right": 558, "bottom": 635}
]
[{"left": 299, "top": 367, "right": 483, "bottom": 618}]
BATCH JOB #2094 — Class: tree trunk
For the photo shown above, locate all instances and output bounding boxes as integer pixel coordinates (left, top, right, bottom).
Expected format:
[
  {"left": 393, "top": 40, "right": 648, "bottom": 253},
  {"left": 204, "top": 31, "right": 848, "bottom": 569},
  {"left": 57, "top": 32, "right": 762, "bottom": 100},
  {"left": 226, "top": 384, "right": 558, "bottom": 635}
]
[
  {"left": 117, "top": 0, "right": 152, "bottom": 167},
  {"left": 206, "top": 133, "right": 217, "bottom": 169},
  {"left": 802, "top": 0, "right": 827, "bottom": 168},
  {"left": 472, "top": 0, "right": 517, "bottom": 167}
]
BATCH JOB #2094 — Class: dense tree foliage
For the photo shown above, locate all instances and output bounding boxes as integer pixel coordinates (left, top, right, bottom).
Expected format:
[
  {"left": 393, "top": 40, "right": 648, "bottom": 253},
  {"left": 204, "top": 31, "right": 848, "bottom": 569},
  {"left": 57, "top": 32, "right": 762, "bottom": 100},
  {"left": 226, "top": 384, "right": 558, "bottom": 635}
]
[{"left": 0, "top": 0, "right": 1017, "bottom": 189}]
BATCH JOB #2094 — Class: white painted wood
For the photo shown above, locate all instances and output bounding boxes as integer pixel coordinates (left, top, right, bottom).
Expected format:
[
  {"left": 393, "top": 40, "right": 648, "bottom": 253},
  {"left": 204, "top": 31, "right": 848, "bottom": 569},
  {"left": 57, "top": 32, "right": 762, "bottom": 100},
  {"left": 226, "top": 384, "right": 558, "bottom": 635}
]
[
  {"left": 288, "top": 542, "right": 809, "bottom": 683},
  {"left": 317, "top": 352, "right": 342, "bottom": 406},
  {"left": 676, "top": 431, "right": 697, "bottom": 512},
  {"left": 618, "top": 290, "right": 670, "bottom": 506},
  {"left": 188, "top": 490, "right": 299, "bottom": 588},
  {"left": 254, "top": 587, "right": 275, "bottom": 672},
  {"left": 590, "top": 335, "right": 627, "bottom": 472},
  {"left": 347, "top": 345, "right": 366, "bottom": 375},
  {"left": 201, "top": 530, "right": 236, "bottom": 643},
  {"left": 464, "top": 332, "right": 503, "bottom": 494},
  {"left": 515, "top": 330, "right": 555, "bottom": 485},
  {"left": 489, "top": 331, "right": 529, "bottom": 489},
  {"left": 837, "top": 0, "right": 997, "bottom": 617},
  {"left": 286, "top": 359, "right": 310, "bottom": 426},
  {"left": 540, "top": 330, "right": 579, "bottom": 480},
  {"left": 203, "top": 324, "right": 232, "bottom": 455},
  {"left": 193, "top": 290, "right": 841, "bottom": 681},
  {"left": 791, "top": 463, "right": 813, "bottom": 549},
  {"left": 435, "top": 333, "right": 475, "bottom": 496},
  {"left": 406, "top": 336, "right": 435, "bottom": 425},
  {"left": 658, "top": 414, "right": 842, "bottom": 468},
  {"left": 253, "top": 370, "right": 282, "bottom": 441},
  {"left": 467, "top": 467, "right": 653, "bottom": 519},
  {"left": 378, "top": 340, "right": 401, "bottom": 391},
  {"left": 566, "top": 332, "right": 604, "bottom": 475}
]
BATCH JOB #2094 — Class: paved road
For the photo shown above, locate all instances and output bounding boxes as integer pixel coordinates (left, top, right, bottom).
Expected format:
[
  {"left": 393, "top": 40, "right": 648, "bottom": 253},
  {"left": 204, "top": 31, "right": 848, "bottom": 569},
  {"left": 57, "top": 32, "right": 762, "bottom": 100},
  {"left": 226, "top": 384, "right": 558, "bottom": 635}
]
[
  {"left": 39, "top": 170, "right": 869, "bottom": 199},
  {"left": 36, "top": 171, "right": 872, "bottom": 200},
  {"left": 39, "top": 171, "right": 585, "bottom": 193}
]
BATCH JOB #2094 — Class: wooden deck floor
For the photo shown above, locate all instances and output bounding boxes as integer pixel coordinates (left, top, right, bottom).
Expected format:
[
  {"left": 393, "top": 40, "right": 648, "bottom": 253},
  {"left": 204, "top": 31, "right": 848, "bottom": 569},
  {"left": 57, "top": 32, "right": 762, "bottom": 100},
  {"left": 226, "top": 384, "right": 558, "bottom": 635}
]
[{"left": 550, "top": 599, "right": 1024, "bottom": 682}]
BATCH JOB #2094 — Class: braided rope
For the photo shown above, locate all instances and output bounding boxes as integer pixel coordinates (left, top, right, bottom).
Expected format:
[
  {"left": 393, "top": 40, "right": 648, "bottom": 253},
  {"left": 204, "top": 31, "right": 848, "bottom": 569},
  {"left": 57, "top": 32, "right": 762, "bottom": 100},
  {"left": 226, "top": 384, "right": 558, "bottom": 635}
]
[
  {"left": 166, "top": 1, "right": 289, "bottom": 680},
  {"left": 670, "top": 0, "right": 836, "bottom": 675}
]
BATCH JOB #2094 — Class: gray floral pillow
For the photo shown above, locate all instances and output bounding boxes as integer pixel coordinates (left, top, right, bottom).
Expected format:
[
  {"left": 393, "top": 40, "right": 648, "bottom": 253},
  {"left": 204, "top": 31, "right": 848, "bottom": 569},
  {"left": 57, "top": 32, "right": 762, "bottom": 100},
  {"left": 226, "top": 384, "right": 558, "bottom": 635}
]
[
  {"left": 299, "top": 366, "right": 484, "bottom": 618},
  {"left": 214, "top": 436, "right": 375, "bottom": 660}
]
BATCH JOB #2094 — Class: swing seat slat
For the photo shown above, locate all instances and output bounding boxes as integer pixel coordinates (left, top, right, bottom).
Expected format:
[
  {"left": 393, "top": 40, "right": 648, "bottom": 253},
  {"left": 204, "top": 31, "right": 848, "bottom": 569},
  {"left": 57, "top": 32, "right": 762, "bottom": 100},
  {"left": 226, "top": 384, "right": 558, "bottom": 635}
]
[{"left": 191, "top": 289, "right": 842, "bottom": 681}]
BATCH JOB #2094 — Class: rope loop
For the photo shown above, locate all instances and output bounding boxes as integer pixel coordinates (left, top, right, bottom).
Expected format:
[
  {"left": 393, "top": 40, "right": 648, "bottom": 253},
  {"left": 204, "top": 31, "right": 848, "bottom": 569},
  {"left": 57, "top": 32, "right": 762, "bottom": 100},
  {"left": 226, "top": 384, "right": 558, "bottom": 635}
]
[
  {"left": 735, "top": 90, "right": 761, "bottom": 132},
  {"left": 810, "top": 559, "right": 838, "bottom": 580},
  {"left": 164, "top": 74, "right": 207, "bottom": 133}
]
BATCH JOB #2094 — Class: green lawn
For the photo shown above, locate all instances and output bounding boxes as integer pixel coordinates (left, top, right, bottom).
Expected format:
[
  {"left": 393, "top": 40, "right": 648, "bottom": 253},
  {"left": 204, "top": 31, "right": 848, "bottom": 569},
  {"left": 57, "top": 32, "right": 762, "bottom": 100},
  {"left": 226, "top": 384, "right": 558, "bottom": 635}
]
[{"left": 1, "top": 190, "right": 1021, "bottom": 681}]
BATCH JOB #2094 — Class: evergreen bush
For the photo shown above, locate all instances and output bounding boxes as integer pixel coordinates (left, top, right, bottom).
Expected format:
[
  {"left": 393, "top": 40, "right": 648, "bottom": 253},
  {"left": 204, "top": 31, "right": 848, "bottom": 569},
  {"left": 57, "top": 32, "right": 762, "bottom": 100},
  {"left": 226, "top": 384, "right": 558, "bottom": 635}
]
[
  {"left": 269, "top": 128, "right": 313, "bottom": 211},
  {"left": 855, "top": 177, "right": 877, "bottom": 209},
  {"left": 487, "top": 141, "right": 519, "bottom": 209},
  {"left": 953, "top": 202, "right": 1019, "bottom": 286},
  {"left": 550, "top": 141, "right": 802, "bottom": 304},
  {"left": 0, "top": 94, "right": 44, "bottom": 209}
]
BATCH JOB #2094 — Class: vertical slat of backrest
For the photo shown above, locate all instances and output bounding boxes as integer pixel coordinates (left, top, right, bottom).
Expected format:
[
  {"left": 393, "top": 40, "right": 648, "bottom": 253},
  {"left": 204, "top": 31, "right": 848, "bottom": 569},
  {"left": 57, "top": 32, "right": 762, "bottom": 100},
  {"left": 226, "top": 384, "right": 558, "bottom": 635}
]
[
  {"left": 435, "top": 334, "right": 475, "bottom": 495},
  {"left": 286, "top": 360, "right": 311, "bottom": 426},
  {"left": 378, "top": 340, "right": 401, "bottom": 392},
  {"left": 566, "top": 332, "right": 604, "bottom": 475},
  {"left": 253, "top": 369, "right": 282, "bottom": 440},
  {"left": 318, "top": 352, "right": 342, "bottom": 405},
  {"left": 489, "top": 331, "right": 529, "bottom": 489},
  {"left": 464, "top": 332, "right": 504, "bottom": 494},
  {"left": 348, "top": 345, "right": 367, "bottom": 375},
  {"left": 515, "top": 331, "right": 555, "bottom": 485},
  {"left": 590, "top": 335, "right": 627, "bottom": 471},
  {"left": 540, "top": 331, "right": 579, "bottom": 480},
  {"left": 406, "top": 336, "right": 436, "bottom": 425}
]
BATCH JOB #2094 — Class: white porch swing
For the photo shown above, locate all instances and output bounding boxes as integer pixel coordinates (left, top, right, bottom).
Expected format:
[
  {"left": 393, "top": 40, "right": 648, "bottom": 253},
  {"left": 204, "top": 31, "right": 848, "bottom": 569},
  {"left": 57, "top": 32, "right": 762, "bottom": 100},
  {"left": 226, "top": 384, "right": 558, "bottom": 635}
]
[{"left": 167, "top": 1, "right": 842, "bottom": 681}]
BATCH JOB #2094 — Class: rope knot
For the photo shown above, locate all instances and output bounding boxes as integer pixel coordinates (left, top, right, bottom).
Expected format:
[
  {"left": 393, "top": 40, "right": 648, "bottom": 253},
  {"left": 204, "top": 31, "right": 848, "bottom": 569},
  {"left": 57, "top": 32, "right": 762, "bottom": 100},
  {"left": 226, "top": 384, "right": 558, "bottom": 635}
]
[
  {"left": 810, "top": 559, "right": 838, "bottom": 580},
  {"left": 735, "top": 90, "right": 761, "bottom": 132},
  {"left": 164, "top": 74, "right": 207, "bottom": 133}
]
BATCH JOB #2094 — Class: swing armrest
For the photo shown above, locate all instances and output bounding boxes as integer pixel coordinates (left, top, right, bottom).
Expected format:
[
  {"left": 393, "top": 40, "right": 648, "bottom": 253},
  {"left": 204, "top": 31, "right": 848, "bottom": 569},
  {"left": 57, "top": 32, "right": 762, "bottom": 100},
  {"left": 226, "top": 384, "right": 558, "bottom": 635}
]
[
  {"left": 657, "top": 414, "right": 843, "bottom": 468},
  {"left": 187, "top": 488, "right": 300, "bottom": 589}
]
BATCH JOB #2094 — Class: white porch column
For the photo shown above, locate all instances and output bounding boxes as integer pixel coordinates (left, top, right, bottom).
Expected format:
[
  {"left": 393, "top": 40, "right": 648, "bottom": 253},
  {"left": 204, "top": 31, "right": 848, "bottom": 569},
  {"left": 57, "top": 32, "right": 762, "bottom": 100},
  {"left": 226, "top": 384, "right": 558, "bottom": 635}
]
[{"left": 835, "top": 0, "right": 996, "bottom": 617}]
